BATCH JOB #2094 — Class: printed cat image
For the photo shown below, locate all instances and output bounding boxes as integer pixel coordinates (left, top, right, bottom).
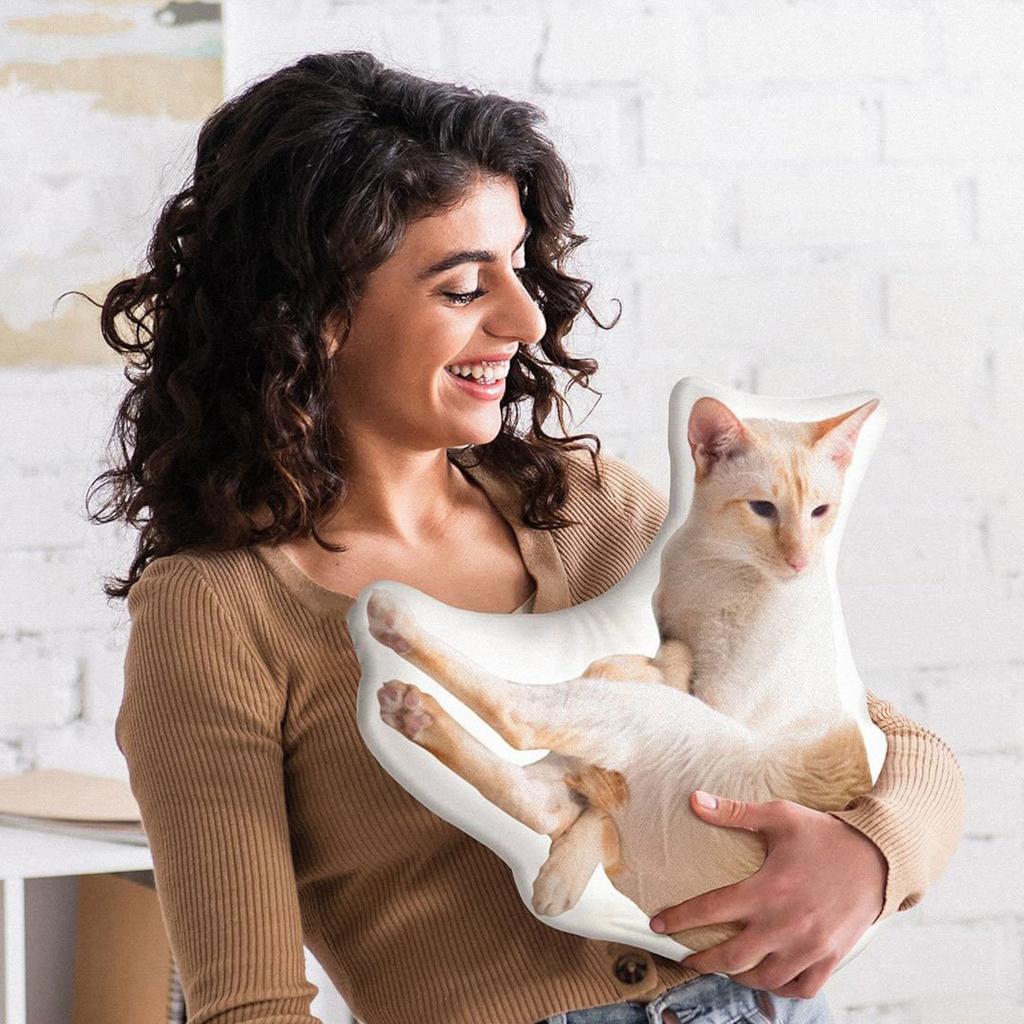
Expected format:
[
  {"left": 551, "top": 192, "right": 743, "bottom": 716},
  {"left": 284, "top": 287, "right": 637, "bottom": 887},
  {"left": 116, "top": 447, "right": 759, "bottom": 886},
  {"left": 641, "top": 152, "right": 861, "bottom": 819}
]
[{"left": 366, "top": 395, "right": 878, "bottom": 954}]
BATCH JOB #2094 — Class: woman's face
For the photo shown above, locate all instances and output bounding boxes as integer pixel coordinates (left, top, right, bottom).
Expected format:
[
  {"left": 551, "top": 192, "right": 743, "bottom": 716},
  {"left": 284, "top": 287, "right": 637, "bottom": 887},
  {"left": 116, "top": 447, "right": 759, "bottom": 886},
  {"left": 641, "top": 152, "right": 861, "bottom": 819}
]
[{"left": 328, "top": 174, "right": 548, "bottom": 454}]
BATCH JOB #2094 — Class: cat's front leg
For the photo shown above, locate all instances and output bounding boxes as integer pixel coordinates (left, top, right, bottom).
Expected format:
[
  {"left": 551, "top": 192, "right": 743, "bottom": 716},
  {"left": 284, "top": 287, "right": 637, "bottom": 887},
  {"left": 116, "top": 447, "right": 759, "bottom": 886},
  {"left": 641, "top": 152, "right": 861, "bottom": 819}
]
[
  {"left": 581, "top": 653, "right": 665, "bottom": 684},
  {"left": 367, "top": 589, "right": 647, "bottom": 765},
  {"left": 580, "top": 642, "right": 693, "bottom": 693},
  {"left": 652, "top": 638, "right": 694, "bottom": 693}
]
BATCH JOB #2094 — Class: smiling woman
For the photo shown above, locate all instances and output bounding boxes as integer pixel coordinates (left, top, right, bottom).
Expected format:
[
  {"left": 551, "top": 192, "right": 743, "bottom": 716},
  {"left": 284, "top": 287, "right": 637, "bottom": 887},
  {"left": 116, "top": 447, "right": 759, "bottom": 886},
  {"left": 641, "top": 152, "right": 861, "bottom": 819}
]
[
  {"left": 85, "top": 50, "right": 614, "bottom": 600},
  {"left": 91, "top": 48, "right": 964, "bottom": 1024}
]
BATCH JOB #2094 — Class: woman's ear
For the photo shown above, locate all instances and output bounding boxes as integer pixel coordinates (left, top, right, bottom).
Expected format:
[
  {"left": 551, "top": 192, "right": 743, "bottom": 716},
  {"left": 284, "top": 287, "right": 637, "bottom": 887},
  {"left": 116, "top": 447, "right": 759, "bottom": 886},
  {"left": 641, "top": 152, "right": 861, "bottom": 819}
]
[{"left": 322, "top": 310, "right": 349, "bottom": 359}]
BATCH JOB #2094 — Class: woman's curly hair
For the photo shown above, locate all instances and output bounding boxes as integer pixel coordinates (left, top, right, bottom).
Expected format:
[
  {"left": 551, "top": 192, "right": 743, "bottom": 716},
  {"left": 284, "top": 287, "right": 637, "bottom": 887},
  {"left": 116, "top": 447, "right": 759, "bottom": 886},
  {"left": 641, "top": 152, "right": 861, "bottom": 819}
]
[{"left": 86, "top": 50, "right": 620, "bottom": 600}]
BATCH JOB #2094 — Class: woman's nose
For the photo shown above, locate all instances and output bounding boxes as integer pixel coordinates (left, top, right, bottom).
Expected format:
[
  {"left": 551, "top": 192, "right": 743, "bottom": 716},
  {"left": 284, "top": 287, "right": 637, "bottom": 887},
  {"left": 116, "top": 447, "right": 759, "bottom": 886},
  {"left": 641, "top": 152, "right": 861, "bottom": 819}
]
[{"left": 488, "top": 275, "right": 547, "bottom": 346}]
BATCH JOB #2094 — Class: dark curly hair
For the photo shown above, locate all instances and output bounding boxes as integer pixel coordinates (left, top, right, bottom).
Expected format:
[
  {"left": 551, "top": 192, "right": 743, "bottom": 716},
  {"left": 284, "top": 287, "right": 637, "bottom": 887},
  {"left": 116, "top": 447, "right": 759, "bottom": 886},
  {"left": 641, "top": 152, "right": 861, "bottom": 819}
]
[{"left": 84, "top": 50, "right": 620, "bottom": 600}]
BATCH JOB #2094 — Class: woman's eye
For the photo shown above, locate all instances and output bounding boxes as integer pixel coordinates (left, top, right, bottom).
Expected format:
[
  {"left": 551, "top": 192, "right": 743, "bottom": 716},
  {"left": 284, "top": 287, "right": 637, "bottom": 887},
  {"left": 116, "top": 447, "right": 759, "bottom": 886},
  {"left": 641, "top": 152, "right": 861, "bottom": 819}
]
[
  {"left": 748, "top": 500, "right": 777, "bottom": 518},
  {"left": 442, "top": 287, "right": 486, "bottom": 306},
  {"left": 442, "top": 267, "right": 529, "bottom": 306},
  {"left": 811, "top": 504, "right": 830, "bottom": 517}
]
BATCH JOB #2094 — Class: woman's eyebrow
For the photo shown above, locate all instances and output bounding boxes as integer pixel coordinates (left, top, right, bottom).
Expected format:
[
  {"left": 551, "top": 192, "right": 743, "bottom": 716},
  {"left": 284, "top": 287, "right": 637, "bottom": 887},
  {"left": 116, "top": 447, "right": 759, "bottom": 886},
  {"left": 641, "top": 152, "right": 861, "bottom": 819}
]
[{"left": 416, "top": 223, "right": 532, "bottom": 280}]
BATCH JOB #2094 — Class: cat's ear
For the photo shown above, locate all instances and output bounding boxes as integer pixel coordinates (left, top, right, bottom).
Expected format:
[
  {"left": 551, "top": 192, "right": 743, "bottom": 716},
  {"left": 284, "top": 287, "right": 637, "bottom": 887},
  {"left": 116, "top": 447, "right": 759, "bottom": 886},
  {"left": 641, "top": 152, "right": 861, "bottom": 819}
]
[
  {"left": 810, "top": 398, "right": 879, "bottom": 469},
  {"left": 688, "top": 397, "right": 750, "bottom": 478}
]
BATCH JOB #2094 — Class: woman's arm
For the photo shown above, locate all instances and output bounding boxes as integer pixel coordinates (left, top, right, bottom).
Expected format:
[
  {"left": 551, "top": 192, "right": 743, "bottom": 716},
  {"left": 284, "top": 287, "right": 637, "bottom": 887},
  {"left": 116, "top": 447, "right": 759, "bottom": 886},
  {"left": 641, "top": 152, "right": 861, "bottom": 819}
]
[
  {"left": 828, "top": 688, "right": 967, "bottom": 921},
  {"left": 116, "top": 555, "right": 322, "bottom": 1024},
  {"left": 655, "top": 695, "right": 966, "bottom": 998}
]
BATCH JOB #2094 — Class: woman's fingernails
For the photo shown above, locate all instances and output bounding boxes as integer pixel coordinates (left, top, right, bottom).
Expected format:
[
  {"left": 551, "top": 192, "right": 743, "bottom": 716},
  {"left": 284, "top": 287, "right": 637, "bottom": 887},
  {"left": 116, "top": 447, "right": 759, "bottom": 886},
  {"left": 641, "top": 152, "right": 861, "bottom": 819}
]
[
  {"left": 695, "top": 791, "right": 718, "bottom": 809},
  {"left": 650, "top": 917, "right": 665, "bottom": 933}
]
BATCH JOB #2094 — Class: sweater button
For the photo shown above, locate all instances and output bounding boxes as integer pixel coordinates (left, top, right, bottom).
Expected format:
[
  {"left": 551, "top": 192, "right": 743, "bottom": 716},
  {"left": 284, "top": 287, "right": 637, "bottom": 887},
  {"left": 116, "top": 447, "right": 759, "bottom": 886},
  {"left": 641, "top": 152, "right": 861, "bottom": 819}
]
[{"left": 612, "top": 952, "right": 648, "bottom": 985}]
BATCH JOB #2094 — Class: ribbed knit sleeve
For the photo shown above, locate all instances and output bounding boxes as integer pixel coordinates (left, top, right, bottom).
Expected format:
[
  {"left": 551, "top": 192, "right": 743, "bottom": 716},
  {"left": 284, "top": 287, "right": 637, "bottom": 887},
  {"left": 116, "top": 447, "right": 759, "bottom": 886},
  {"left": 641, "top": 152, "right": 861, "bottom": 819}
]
[
  {"left": 549, "top": 450, "right": 673, "bottom": 605},
  {"left": 828, "top": 690, "right": 967, "bottom": 922},
  {"left": 598, "top": 450, "right": 967, "bottom": 924},
  {"left": 601, "top": 452, "right": 670, "bottom": 543},
  {"left": 115, "top": 556, "right": 322, "bottom": 1024}
]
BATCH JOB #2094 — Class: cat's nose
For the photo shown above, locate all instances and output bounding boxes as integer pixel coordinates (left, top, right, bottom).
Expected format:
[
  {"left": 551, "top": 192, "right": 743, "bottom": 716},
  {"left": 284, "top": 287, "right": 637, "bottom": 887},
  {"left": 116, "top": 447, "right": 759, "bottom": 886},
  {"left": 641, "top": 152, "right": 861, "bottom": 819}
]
[{"left": 786, "top": 557, "right": 808, "bottom": 572}]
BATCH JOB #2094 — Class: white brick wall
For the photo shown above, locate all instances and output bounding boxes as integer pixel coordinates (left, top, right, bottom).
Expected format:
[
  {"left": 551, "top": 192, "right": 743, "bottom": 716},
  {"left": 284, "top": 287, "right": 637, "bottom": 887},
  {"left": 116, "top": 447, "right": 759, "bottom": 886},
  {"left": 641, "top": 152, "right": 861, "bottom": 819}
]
[
  {"left": 4, "top": 2, "right": 1023, "bottom": 1021},
  {"left": 0, "top": 367, "right": 133, "bottom": 775}
]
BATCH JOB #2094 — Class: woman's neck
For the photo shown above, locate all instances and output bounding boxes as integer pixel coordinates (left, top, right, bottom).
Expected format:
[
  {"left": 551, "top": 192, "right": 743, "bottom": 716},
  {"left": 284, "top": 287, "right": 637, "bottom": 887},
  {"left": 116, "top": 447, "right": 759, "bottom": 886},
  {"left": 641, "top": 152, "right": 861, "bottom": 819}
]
[{"left": 316, "top": 447, "right": 474, "bottom": 546}]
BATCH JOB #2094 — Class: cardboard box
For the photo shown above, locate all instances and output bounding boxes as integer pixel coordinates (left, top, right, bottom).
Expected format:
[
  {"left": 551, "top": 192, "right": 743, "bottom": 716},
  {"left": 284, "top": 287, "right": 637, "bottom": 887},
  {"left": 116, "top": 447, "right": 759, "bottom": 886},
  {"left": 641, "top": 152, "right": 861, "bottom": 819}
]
[{"left": 72, "top": 873, "right": 173, "bottom": 1024}]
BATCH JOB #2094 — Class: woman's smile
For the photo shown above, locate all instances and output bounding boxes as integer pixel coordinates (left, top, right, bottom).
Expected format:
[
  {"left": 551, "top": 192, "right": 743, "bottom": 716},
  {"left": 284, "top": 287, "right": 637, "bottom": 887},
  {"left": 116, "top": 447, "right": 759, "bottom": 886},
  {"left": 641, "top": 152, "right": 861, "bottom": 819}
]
[{"left": 443, "top": 358, "right": 510, "bottom": 401}]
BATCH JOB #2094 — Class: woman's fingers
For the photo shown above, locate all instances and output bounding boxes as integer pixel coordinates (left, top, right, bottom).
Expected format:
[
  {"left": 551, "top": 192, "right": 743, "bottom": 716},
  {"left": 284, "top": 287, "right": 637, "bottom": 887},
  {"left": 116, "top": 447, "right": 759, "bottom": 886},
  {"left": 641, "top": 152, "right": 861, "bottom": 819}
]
[
  {"left": 650, "top": 792, "right": 800, "bottom": 935},
  {"left": 679, "top": 923, "right": 772, "bottom": 976},
  {"left": 660, "top": 795, "right": 877, "bottom": 998},
  {"left": 727, "top": 942, "right": 820, "bottom": 993},
  {"left": 688, "top": 791, "right": 801, "bottom": 844},
  {"left": 767, "top": 952, "right": 841, "bottom": 999},
  {"left": 649, "top": 874, "right": 757, "bottom": 934}
]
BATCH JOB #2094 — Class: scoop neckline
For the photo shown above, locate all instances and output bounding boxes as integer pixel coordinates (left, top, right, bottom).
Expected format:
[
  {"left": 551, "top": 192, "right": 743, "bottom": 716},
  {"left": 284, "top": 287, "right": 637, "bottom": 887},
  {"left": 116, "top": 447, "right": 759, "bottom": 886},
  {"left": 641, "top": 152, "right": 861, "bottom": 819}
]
[{"left": 251, "top": 459, "right": 570, "bottom": 617}]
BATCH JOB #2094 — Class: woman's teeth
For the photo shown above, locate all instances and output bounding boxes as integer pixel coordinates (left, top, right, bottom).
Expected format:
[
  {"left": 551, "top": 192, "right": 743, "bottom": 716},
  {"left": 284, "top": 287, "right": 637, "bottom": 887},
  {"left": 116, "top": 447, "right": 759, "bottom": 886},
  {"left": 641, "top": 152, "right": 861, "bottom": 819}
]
[{"left": 445, "top": 360, "right": 510, "bottom": 385}]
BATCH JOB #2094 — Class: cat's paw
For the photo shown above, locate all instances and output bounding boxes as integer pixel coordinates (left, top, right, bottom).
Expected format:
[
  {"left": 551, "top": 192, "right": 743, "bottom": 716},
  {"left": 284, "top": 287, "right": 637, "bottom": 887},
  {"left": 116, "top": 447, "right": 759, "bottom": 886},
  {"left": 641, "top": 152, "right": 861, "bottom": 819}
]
[
  {"left": 377, "top": 680, "right": 436, "bottom": 743},
  {"left": 367, "top": 590, "right": 418, "bottom": 654},
  {"left": 531, "top": 860, "right": 584, "bottom": 917},
  {"left": 581, "top": 653, "right": 663, "bottom": 684}
]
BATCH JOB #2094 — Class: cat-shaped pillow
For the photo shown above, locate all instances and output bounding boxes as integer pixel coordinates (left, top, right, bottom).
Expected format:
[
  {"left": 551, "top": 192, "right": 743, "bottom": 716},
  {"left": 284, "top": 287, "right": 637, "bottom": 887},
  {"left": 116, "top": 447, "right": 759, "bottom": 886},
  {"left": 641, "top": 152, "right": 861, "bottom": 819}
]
[{"left": 347, "top": 376, "right": 889, "bottom": 967}]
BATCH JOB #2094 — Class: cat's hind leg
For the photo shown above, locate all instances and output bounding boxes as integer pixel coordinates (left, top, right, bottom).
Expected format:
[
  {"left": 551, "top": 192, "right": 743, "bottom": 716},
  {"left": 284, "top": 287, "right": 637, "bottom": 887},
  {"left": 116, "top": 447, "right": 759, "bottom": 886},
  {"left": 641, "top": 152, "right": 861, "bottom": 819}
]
[
  {"left": 368, "top": 590, "right": 524, "bottom": 738},
  {"left": 530, "top": 762, "right": 633, "bottom": 915},
  {"left": 377, "top": 680, "right": 586, "bottom": 836},
  {"left": 531, "top": 805, "right": 608, "bottom": 916}
]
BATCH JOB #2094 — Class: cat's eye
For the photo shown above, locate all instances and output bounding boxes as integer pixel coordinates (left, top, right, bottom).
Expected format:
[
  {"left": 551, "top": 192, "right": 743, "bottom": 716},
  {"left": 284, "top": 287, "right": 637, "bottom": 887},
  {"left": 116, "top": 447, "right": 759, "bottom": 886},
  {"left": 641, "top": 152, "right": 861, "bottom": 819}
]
[
  {"left": 811, "top": 504, "right": 830, "bottom": 518},
  {"left": 748, "top": 501, "right": 776, "bottom": 518}
]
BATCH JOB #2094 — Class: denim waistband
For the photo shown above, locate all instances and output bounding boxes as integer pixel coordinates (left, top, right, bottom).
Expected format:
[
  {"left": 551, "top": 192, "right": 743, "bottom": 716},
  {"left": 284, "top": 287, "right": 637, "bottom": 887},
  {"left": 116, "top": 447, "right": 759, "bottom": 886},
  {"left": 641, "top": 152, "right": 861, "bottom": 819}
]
[{"left": 538, "top": 971, "right": 833, "bottom": 1023}]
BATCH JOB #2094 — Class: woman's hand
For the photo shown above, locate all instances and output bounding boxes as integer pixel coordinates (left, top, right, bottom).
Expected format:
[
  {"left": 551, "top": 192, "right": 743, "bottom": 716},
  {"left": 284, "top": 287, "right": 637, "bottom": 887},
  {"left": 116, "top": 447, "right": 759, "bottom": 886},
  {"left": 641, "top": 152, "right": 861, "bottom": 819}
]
[{"left": 648, "top": 791, "right": 888, "bottom": 999}]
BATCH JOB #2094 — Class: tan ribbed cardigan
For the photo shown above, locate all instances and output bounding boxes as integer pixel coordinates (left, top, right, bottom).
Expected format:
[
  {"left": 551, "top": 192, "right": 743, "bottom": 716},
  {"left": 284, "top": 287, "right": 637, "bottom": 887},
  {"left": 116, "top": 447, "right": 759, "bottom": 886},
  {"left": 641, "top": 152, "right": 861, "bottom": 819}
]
[{"left": 115, "top": 450, "right": 966, "bottom": 1024}]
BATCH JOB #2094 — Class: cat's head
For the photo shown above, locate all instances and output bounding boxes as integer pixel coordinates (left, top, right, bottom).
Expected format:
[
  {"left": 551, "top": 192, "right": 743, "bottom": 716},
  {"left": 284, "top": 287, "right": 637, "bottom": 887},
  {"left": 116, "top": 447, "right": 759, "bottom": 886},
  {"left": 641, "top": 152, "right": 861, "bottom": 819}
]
[{"left": 685, "top": 396, "right": 879, "bottom": 580}]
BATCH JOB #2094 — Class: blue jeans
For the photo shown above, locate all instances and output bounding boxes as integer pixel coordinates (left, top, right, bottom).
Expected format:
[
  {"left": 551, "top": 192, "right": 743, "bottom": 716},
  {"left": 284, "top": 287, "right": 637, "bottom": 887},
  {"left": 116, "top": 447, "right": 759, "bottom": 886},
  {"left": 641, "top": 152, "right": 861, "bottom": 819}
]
[{"left": 535, "top": 972, "right": 834, "bottom": 1023}]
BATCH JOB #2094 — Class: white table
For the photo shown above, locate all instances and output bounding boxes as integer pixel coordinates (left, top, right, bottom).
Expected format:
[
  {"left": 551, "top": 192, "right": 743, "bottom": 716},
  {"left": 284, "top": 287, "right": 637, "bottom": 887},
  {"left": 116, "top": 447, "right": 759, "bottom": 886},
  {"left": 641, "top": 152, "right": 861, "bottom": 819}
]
[{"left": 0, "top": 825, "right": 153, "bottom": 1024}]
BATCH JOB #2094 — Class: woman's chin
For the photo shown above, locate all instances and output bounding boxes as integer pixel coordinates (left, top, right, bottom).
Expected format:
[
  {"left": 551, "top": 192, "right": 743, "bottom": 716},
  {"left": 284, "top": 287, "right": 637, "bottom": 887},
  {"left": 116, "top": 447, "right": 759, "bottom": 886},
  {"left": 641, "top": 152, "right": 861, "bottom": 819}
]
[
  {"left": 448, "top": 422, "right": 502, "bottom": 449},
  {"left": 438, "top": 402, "right": 504, "bottom": 449},
  {"left": 444, "top": 415, "right": 503, "bottom": 448}
]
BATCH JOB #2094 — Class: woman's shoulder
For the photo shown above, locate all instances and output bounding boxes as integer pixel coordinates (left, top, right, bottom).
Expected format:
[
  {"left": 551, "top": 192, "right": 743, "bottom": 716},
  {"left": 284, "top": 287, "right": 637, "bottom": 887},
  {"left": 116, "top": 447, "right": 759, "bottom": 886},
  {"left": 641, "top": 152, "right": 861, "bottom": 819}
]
[
  {"left": 132, "top": 545, "right": 253, "bottom": 589},
  {"left": 542, "top": 447, "right": 668, "bottom": 603},
  {"left": 127, "top": 546, "right": 266, "bottom": 623},
  {"left": 123, "top": 545, "right": 299, "bottom": 694},
  {"left": 560, "top": 446, "right": 668, "bottom": 533},
  {"left": 117, "top": 548, "right": 287, "bottom": 764}
]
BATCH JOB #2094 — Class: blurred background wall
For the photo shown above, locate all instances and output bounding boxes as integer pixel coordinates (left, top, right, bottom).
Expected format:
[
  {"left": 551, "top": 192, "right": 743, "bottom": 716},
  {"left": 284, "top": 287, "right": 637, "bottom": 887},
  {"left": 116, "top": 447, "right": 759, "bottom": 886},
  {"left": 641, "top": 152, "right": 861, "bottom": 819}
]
[
  {"left": 0, "top": 0, "right": 222, "bottom": 778},
  {"left": 2, "top": 2, "right": 1022, "bottom": 1022}
]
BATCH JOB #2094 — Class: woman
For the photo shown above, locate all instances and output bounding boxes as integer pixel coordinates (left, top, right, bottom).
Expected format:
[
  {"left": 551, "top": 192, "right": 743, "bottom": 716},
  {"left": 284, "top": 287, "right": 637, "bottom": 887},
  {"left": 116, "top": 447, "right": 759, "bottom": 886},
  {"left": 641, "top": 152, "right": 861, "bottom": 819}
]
[{"left": 90, "top": 51, "right": 965, "bottom": 1024}]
